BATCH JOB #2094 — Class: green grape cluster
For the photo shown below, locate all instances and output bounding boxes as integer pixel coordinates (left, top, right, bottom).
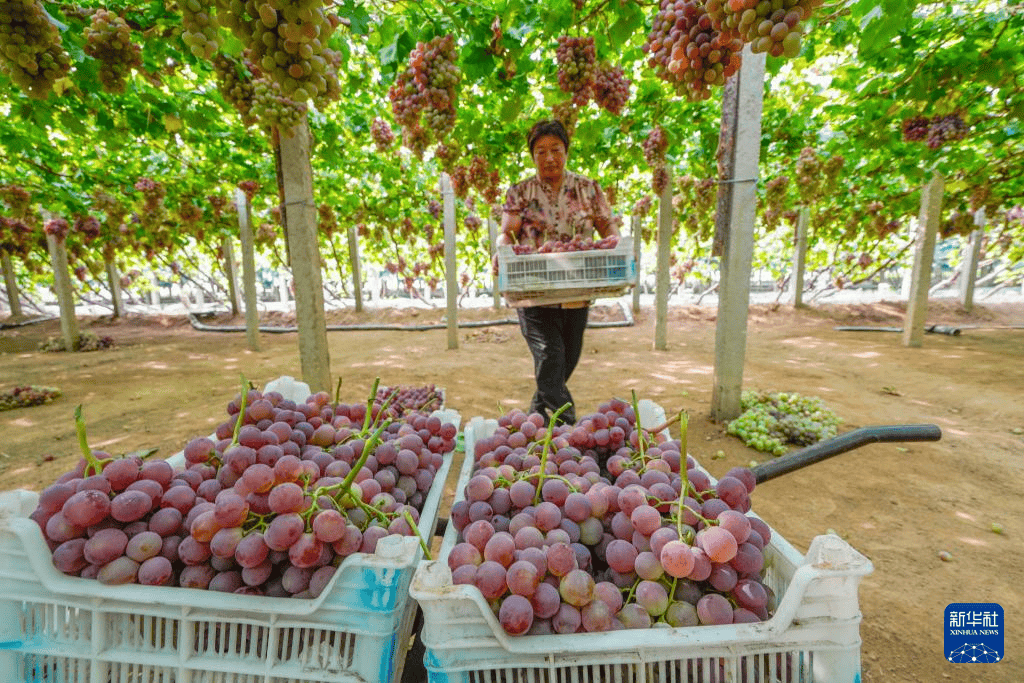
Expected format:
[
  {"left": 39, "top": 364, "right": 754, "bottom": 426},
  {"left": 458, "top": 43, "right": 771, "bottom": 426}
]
[
  {"left": 179, "top": 0, "right": 220, "bottom": 60},
  {"left": 83, "top": 9, "right": 142, "bottom": 93},
  {"left": 727, "top": 390, "right": 840, "bottom": 456},
  {"left": 213, "top": 53, "right": 256, "bottom": 124},
  {"left": 550, "top": 100, "right": 580, "bottom": 137},
  {"left": 0, "top": 0, "right": 72, "bottom": 98},
  {"left": 251, "top": 76, "right": 307, "bottom": 136},
  {"left": 794, "top": 147, "right": 843, "bottom": 205}
]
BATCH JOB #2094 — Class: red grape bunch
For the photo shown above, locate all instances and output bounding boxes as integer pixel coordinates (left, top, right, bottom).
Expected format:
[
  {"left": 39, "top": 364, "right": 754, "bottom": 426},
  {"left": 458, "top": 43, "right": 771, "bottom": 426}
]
[
  {"left": 642, "top": 0, "right": 743, "bottom": 102},
  {"left": 643, "top": 126, "right": 671, "bottom": 194},
  {"left": 371, "top": 117, "right": 396, "bottom": 152},
  {"left": 793, "top": 147, "right": 843, "bottom": 206},
  {"left": 0, "top": 216, "right": 33, "bottom": 258},
  {"left": 388, "top": 34, "right": 462, "bottom": 151},
  {"left": 212, "top": 54, "right": 256, "bottom": 125},
  {"left": 511, "top": 234, "right": 620, "bottom": 255},
  {"left": 43, "top": 217, "right": 70, "bottom": 242},
  {"left": 0, "top": 0, "right": 72, "bottom": 98},
  {"left": 448, "top": 399, "right": 775, "bottom": 636},
  {"left": 32, "top": 382, "right": 458, "bottom": 596},
  {"left": 706, "top": 0, "right": 821, "bottom": 58},
  {"left": 593, "top": 63, "right": 631, "bottom": 116},
  {"left": 467, "top": 156, "right": 501, "bottom": 205},
  {"left": 925, "top": 114, "right": 968, "bottom": 150},
  {"left": 73, "top": 215, "right": 102, "bottom": 242},
  {"left": 760, "top": 175, "right": 790, "bottom": 232},
  {"left": 555, "top": 36, "right": 597, "bottom": 106},
  {"left": 83, "top": 9, "right": 142, "bottom": 93},
  {"left": 374, "top": 385, "right": 445, "bottom": 417}
]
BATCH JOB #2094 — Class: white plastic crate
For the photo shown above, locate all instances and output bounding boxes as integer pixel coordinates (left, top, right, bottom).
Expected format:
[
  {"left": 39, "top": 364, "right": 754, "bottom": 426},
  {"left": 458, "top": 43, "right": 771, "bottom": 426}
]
[
  {"left": 408, "top": 417, "right": 874, "bottom": 683},
  {"left": 497, "top": 238, "right": 637, "bottom": 307},
  {"left": 0, "top": 384, "right": 460, "bottom": 683}
]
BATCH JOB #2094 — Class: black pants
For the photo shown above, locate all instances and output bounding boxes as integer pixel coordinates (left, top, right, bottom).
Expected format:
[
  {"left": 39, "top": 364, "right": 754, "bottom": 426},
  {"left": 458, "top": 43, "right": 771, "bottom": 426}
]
[{"left": 517, "top": 305, "right": 589, "bottom": 425}]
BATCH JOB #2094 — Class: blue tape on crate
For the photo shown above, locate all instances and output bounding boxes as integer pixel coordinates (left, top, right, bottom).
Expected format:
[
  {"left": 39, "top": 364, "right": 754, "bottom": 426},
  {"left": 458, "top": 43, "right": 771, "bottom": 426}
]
[
  {"left": 360, "top": 566, "right": 400, "bottom": 612},
  {"left": 379, "top": 631, "right": 399, "bottom": 683}
]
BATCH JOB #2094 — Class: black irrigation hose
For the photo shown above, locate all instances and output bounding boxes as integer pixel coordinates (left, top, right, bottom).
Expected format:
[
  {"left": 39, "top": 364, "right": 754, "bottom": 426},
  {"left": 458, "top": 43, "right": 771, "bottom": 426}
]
[
  {"left": 187, "top": 300, "right": 636, "bottom": 334},
  {"left": 0, "top": 315, "right": 59, "bottom": 330},
  {"left": 834, "top": 324, "right": 963, "bottom": 336}
]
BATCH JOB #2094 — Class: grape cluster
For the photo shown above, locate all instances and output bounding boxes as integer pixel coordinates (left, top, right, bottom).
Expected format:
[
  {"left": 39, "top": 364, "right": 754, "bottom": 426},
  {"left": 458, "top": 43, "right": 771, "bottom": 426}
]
[
  {"left": 32, "top": 384, "right": 458, "bottom": 595},
  {"left": 83, "top": 9, "right": 142, "bottom": 93},
  {"left": 642, "top": 0, "right": 742, "bottom": 102},
  {"left": 214, "top": 0, "right": 342, "bottom": 107},
  {"left": 43, "top": 217, "right": 69, "bottom": 241},
  {"left": 179, "top": 0, "right": 219, "bottom": 60},
  {"left": 674, "top": 175, "right": 718, "bottom": 239},
  {"left": 593, "top": 63, "right": 631, "bottom": 116},
  {"left": 251, "top": 77, "right": 308, "bottom": 136},
  {"left": 375, "top": 385, "right": 445, "bottom": 416},
  {"left": 793, "top": 147, "right": 843, "bottom": 205},
  {"left": 0, "top": 0, "right": 72, "bottom": 98},
  {"left": 467, "top": 155, "right": 501, "bottom": 205},
  {"left": 388, "top": 34, "right": 461, "bottom": 152},
  {"left": 449, "top": 400, "right": 776, "bottom": 636},
  {"left": 726, "top": 390, "right": 840, "bottom": 456},
  {"left": 550, "top": 100, "right": 580, "bottom": 137},
  {"left": 73, "top": 215, "right": 102, "bottom": 242},
  {"left": 0, "top": 385, "right": 61, "bottom": 411},
  {"left": 643, "top": 126, "right": 668, "bottom": 168},
  {"left": 555, "top": 36, "right": 597, "bottom": 105},
  {"left": 706, "top": 0, "right": 821, "bottom": 58},
  {"left": 511, "top": 235, "right": 620, "bottom": 255},
  {"left": 901, "top": 113, "right": 969, "bottom": 149},
  {"left": 760, "top": 175, "right": 790, "bottom": 232},
  {"left": 0, "top": 216, "right": 33, "bottom": 257},
  {"left": 237, "top": 180, "right": 259, "bottom": 202},
  {"left": 371, "top": 117, "right": 395, "bottom": 152},
  {"left": 212, "top": 54, "right": 256, "bottom": 125}
]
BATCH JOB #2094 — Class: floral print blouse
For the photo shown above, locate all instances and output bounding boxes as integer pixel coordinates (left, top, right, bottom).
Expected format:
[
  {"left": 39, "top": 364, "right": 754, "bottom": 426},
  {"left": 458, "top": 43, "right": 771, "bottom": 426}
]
[{"left": 502, "top": 171, "right": 612, "bottom": 246}]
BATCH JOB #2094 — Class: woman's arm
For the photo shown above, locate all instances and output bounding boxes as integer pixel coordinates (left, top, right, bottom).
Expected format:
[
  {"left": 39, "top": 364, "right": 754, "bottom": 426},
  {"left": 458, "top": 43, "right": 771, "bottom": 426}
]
[{"left": 500, "top": 209, "right": 523, "bottom": 245}]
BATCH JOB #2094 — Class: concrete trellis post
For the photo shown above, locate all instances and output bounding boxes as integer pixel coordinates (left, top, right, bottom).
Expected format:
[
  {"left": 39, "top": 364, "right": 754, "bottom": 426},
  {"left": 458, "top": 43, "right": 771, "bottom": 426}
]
[
  {"left": 2, "top": 252, "right": 22, "bottom": 318},
  {"left": 631, "top": 215, "right": 642, "bottom": 314},
  {"left": 710, "top": 46, "right": 766, "bottom": 423},
  {"left": 280, "top": 119, "right": 332, "bottom": 393},
  {"left": 903, "top": 173, "right": 944, "bottom": 348},
  {"left": 236, "top": 188, "right": 260, "bottom": 351},
  {"left": 654, "top": 174, "right": 673, "bottom": 351},
  {"left": 46, "top": 233, "right": 79, "bottom": 351},
  {"left": 959, "top": 207, "right": 985, "bottom": 313},
  {"left": 488, "top": 216, "right": 502, "bottom": 309},
  {"left": 791, "top": 206, "right": 809, "bottom": 308},
  {"left": 441, "top": 173, "right": 458, "bottom": 350},
  {"left": 347, "top": 226, "right": 363, "bottom": 313}
]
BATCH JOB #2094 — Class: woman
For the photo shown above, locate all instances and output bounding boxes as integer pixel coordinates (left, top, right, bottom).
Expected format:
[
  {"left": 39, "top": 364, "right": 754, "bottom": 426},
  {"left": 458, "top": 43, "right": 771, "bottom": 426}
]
[{"left": 499, "top": 120, "right": 619, "bottom": 426}]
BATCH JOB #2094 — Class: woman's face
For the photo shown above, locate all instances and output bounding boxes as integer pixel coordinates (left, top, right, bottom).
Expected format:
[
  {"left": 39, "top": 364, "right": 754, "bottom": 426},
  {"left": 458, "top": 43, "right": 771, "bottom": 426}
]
[{"left": 531, "top": 135, "right": 567, "bottom": 184}]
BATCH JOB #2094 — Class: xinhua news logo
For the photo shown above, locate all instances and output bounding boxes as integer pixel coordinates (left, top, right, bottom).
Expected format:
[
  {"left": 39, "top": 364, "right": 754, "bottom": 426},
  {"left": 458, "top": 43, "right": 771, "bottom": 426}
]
[{"left": 945, "top": 603, "right": 1004, "bottom": 664}]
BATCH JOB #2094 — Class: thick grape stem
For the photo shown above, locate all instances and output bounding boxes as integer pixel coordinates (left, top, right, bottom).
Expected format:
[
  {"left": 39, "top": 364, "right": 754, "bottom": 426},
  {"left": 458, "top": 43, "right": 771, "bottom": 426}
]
[
  {"left": 229, "top": 376, "right": 249, "bottom": 448},
  {"left": 74, "top": 404, "right": 111, "bottom": 476},
  {"left": 361, "top": 377, "right": 382, "bottom": 434},
  {"left": 630, "top": 391, "right": 647, "bottom": 462},
  {"left": 404, "top": 509, "right": 433, "bottom": 560},
  {"left": 533, "top": 402, "right": 573, "bottom": 506}
]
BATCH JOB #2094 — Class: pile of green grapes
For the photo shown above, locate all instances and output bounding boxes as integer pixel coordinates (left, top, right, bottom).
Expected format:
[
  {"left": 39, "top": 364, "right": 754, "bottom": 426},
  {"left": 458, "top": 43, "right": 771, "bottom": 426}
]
[{"left": 726, "top": 390, "right": 840, "bottom": 456}]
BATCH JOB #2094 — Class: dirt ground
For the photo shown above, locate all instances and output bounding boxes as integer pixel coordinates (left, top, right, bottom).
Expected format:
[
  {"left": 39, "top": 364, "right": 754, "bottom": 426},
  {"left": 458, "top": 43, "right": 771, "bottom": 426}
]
[{"left": 1, "top": 298, "right": 1022, "bottom": 682}]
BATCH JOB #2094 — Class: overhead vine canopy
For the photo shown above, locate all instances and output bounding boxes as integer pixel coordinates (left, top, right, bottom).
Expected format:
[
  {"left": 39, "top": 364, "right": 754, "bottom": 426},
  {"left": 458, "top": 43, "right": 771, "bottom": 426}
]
[{"left": 0, "top": 0, "right": 1021, "bottom": 297}]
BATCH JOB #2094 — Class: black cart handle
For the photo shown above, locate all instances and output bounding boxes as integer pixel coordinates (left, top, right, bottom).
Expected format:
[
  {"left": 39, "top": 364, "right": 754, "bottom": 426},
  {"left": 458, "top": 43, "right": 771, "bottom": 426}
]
[{"left": 751, "top": 424, "right": 942, "bottom": 485}]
